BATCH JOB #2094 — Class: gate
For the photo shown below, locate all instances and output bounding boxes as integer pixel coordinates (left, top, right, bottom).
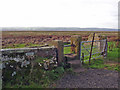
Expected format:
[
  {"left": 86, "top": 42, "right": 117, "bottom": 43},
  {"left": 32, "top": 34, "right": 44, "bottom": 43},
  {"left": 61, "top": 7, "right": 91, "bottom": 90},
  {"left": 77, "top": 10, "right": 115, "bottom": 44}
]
[{"left": 80, "top": 39, "right": 107, "bottom": 64}]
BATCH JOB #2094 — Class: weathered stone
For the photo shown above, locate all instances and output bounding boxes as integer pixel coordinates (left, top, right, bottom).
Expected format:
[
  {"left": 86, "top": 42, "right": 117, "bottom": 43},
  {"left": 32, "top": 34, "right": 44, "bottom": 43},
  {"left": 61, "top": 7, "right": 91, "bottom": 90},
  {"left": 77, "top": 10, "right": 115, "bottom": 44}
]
[
  {"left": 52, "top": 40, "right": 64, "bottom": 65},
  {"left": 1, "top": 46, "right": 57, "bottom": 61},
  {"left": 99, "top": 36, "right": 107, "bottom": 52},
  {"left": 70, "top": 35, "right": 82, "bottom": 60},
  {"left": 88, "top": 33, "right": 101, "bottom": 41}
]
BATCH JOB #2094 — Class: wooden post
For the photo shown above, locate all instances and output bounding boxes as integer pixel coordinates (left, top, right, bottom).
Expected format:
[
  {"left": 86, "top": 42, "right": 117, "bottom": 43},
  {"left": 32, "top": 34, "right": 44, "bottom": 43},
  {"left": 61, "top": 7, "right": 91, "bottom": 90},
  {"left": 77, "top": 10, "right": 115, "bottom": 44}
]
[
  {"left": 52, "top": 40, "right": 64, "bottom": 65},
  {"left": 70, "top": 35, "right": 82, "bottom": 60},
  {"left": 89, "top": 33, "right": 95, "bottom": 64}
]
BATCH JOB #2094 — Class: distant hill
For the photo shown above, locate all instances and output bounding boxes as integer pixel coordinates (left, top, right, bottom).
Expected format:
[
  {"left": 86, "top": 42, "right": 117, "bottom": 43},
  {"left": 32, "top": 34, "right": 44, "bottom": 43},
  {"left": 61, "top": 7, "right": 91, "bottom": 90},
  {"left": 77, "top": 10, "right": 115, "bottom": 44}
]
[{"left": 1, "top": 27, "right": 118, "bottom": 31}]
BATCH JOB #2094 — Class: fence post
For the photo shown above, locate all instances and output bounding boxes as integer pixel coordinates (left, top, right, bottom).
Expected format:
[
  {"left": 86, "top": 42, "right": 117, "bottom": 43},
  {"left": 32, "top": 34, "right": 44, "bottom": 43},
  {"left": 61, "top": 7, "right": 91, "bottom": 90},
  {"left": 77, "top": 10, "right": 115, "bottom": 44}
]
[
  {"left": 70, "top": 35, "right": 82, "bottom": 60},
  {"left": 89, "top": 33, "right": 95, "bottom": 64},
  {"left": 52, "top": 40, "right": 64, "bottom": 65}
]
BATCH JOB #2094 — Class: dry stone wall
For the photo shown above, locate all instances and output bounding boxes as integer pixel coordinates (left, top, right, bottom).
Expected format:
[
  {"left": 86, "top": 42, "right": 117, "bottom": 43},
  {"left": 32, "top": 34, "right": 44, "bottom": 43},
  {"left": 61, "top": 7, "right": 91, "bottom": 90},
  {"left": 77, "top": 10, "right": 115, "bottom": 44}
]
[
  {"left": 1, "top": 47, "right": 57, "bottom": 62},
  {"left": 0, "top": 46, "right": 58, "bottom": 86}
]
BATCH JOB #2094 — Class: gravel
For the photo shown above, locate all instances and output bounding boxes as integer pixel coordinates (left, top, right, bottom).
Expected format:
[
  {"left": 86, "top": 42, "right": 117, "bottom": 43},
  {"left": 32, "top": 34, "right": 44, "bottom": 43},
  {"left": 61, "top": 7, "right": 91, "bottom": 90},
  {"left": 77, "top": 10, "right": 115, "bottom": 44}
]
[{"left": 54, "top": 69, "right": 119, "bottom": 88}]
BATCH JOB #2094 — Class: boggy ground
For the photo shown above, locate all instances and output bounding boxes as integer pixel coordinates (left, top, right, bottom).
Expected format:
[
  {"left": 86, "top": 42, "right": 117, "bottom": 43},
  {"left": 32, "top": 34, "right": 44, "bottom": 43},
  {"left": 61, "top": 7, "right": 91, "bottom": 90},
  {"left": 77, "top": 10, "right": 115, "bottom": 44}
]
[{"left": 52, "top": 68, "right": 118, "bottom": 88}]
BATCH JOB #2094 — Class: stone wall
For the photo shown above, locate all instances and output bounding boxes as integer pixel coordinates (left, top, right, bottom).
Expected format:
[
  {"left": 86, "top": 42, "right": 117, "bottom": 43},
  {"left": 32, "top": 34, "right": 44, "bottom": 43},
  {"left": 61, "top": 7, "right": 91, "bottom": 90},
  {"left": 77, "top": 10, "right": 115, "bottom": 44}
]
[
  {"left": 1, "top": 46, "right": 58, "bottom": 75},
  {"left": 1, "top": 46, "right": 57, "bottom": 63},
  {"left": 1, "top": 46, "right": 58, "bottom": 87}
]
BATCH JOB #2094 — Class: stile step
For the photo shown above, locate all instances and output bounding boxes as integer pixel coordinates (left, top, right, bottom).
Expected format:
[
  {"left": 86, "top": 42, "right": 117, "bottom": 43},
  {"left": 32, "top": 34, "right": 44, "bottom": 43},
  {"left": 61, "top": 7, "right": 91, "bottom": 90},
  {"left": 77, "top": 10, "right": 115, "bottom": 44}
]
[{"left": 68, "top": 60, "right": 82, "bottom": 69}]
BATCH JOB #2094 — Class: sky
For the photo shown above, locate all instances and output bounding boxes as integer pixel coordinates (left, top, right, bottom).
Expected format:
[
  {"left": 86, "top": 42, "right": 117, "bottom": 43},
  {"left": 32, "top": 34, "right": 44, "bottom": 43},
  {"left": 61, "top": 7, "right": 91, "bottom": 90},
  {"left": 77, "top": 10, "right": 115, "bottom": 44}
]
[{"left": 0, "top": 0, "right": 119, "bottom": 29}]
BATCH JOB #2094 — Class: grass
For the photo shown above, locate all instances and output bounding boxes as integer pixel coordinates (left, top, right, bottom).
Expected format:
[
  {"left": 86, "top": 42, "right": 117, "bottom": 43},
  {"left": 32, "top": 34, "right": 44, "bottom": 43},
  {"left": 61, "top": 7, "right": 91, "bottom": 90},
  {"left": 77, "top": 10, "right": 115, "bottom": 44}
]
[
  {"left": 107, "top": 48, "right": 119, "bottom": 62},
  {"left": 3, "top": 56, "right": 72, "bottom": 88},
  {"left": 64, "top": 46, "right": 71, "bottom": 54},
  {"left": 83, "top": 59, "right": 120, "bottom": 72},
  {"left": 83, "top": 41, "right": 120, "bottom": 72},
  {"left": 64, "top": 43, "right": 75, "bottom": 54},
  {"left": 106, "top": 41, "right": 120, "bottom": 62},
  {"left": 3, "top": 66, "right": 66, "bottom": 88}
]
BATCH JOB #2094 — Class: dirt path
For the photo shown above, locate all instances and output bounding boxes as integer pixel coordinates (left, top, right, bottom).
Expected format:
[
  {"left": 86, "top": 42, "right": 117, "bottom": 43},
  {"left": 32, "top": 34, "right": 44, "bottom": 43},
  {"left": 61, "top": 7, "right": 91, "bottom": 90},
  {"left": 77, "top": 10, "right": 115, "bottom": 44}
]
[{"left": 52, "top": 69, "right": 118, "bottom": 88}]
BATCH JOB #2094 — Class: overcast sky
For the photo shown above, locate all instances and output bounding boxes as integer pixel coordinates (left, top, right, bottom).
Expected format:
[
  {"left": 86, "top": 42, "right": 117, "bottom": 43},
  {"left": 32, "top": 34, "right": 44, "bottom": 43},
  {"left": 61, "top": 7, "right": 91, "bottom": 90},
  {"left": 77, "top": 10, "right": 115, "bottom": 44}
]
[{"left": 0, "top": 0, "right": 119, "bottom": 29}]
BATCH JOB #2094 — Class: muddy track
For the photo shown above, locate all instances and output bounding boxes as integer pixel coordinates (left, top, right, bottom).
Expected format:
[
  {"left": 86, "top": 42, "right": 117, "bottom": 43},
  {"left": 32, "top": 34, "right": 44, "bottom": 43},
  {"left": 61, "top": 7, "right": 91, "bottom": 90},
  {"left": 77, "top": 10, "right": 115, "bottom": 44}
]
[{"left": 53, "top": 69, "right": 119, "bottom": 88}]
